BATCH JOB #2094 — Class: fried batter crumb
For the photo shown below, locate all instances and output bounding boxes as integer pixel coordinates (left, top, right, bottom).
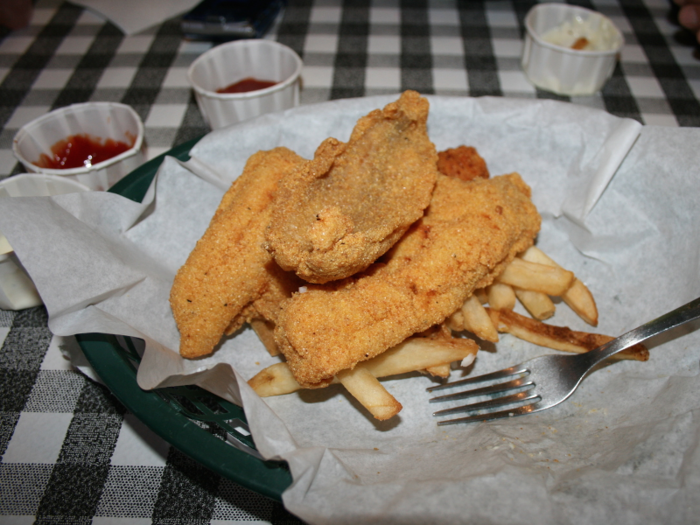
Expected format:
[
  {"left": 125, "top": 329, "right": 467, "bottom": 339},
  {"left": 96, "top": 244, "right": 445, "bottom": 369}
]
[{"left": 437, "top": 145, "right": 490, "bottom": 182}]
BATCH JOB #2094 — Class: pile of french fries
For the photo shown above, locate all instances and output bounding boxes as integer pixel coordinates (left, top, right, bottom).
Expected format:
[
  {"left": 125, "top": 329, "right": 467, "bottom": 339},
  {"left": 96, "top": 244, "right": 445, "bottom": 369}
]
[
  {"left": 248, "top": 245, "right": 648, "bottom": 421},
  {"left": 449, "top": 246, "right": 648, "bottom": 362},
  {"left": 249, "top": 325, "right": 478, "bottom": 420}
]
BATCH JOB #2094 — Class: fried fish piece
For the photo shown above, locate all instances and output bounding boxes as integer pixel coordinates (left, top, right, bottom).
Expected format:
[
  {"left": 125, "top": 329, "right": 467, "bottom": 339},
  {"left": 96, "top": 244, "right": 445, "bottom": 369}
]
[
  {"left": 224, "top": 259, "right": 304, "bottom": 336},
  {"left": 437, "top": 145, "right": 490, "bottom": 181},
  {"left": 170, "top": 147, "right": 304, "bottom": 359},
  {"left": 226, "top": 260, "right": 304, "bottom": 357},
  {"left": 264, "top": 90, "right": 439, "bottom": 284},
  {"left": 275, "top": 173, "right": 541, "bottom": 387}
]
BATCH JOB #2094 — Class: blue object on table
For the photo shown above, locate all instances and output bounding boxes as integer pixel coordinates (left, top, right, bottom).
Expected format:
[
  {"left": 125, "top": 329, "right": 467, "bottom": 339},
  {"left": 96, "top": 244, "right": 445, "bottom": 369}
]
[{"left": 181, "top": 0, "right": 286, "bottom": 40}]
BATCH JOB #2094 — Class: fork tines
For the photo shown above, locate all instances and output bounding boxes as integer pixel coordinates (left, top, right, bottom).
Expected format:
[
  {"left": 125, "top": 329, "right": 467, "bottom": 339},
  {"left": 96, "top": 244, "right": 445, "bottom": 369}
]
[{"left": 427, "top": 364, "right": 540, "bottom": 425}]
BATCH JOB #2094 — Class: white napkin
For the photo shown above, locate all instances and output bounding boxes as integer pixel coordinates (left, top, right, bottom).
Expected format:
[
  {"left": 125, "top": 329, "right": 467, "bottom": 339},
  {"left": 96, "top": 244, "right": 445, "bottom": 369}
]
[
  {"left": 70, "top": 0, "right": 200, "bottom": 35},
  {"left": 2, "top": 95, "right": 699, "bottom": 524}
]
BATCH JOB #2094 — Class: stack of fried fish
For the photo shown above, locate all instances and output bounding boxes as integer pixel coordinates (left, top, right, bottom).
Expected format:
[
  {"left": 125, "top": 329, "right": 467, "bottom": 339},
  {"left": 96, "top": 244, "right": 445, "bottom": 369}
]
[{"left": 169, "top": 91, "right": 541, "bottom": 419}]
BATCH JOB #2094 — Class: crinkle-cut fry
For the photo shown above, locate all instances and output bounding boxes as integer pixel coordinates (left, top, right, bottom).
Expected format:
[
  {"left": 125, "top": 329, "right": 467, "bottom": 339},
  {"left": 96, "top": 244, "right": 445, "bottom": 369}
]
[
  {"left": 249, "top": 335, "right": 478, "bottom": 397},
  {"left": 337, "top": 367, "right": 402, "bottom": 421},
  {"left": 462, "top": 295, "right": 499, "bottom": 342},
  {"left": 496, "top": 257, "right": 574, "bottom": 296},
  {"left": 250, "top": 318, "right": 280, "bottom": 356},
  {"left": 521, "top": 246, "right": 598, "bottom": 326},
  {"left": 487, "top": 308, "right": 648, "bottom": 362},
  {"left": 515, "top": 288, "right": 555, "bottom": 320},
  {"left": 249, "top": 362, "right": 301, "bottom": 397},
  {"left": 487, "top": 283, "right": 516, "bottom": 310}
]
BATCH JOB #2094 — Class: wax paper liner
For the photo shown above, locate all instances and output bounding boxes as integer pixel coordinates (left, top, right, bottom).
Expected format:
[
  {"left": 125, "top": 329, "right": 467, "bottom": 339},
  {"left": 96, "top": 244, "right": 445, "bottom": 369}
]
[{"left": 1, "top": 95, "right": 699, "bottom": 524}]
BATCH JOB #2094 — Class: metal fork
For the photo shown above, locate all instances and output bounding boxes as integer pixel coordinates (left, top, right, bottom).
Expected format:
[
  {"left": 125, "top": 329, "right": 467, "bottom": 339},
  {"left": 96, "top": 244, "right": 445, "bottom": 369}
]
[{"left": 428, "top": 297, "right": 700, "bottom": 426}]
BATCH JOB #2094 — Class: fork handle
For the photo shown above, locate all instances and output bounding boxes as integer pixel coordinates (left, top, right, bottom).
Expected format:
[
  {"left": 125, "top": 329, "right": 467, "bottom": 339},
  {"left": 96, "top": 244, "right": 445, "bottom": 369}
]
[{"left": 587, "top": 296, "right": 700, "bottom": 367}]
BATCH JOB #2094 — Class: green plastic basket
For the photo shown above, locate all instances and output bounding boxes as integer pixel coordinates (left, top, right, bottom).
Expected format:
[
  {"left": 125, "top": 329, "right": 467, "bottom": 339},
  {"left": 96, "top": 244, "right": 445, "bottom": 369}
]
[{"left": 76, "top": 138, "right": 292, "bottom": 501}]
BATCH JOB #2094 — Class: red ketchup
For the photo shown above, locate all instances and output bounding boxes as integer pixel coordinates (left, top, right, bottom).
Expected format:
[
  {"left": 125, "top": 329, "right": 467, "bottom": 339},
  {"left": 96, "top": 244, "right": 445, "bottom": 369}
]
[
  {"left": 36, "top": 134, "right": 133, "bottom": 170},
  {"left": 216, "top": 77, "right": 277, "bottom": 94}
]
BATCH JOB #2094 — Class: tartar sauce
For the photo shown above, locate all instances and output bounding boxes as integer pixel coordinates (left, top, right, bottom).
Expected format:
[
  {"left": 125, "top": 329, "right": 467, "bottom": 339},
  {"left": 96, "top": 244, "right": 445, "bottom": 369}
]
[{"left": 541, "top": 15, "right": 620, "bottom": 52}]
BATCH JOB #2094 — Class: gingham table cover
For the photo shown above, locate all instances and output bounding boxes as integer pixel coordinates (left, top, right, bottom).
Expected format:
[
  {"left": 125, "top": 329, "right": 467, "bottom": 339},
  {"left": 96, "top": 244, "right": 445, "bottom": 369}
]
[{"left": 2, "top": 0, "right": 699, "bottom": 523}]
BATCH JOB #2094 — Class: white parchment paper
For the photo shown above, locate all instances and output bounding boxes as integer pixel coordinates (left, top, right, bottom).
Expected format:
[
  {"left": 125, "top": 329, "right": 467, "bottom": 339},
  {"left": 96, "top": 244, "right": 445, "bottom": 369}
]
[
  {"left": 69, "top": 0, "right": 200, "bottom": 35},
  {"left": 1, "top": 95, "right": 699, "bottom": 524}
]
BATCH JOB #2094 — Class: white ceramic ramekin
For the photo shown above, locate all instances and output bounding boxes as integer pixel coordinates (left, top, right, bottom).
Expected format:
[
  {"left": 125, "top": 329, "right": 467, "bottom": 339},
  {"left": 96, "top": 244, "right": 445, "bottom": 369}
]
[
  {"left": 522, "top": 3, "right": 624, "bottom": 96},
  {"left": 188, "top": 39, "right": 303, "bottom": 130},
  {"left": 12, "top": 102, "right": 145, "bottom": 191},
  {"left": 0, "top": 173, "right": 90, "bottom": 310}
]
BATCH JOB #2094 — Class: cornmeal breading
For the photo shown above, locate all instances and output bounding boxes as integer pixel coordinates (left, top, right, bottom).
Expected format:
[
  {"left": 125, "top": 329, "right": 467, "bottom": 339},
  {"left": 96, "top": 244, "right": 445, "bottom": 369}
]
[
  {"left": 170, "top": 147, "right": 304, "bottom": 359},
  {"left": 264, "top": 90, "right": 439, "bottom": 283},
  {"left": 437, "top": 145, "right": 490, "bottom": 181},
  {"left": 275, "top": 173, "right": 541, "bottom": 388}
]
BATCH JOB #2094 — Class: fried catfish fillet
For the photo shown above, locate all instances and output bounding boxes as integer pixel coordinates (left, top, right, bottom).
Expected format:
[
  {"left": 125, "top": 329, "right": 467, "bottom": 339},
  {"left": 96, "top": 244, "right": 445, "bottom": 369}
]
[
  {"left": 170, "top": 147, "right": 304, "bottom": 359},
  {"left": 224, "top": 259, "right": 304, "bottom": 335},
  {"left": 275, "top": 173, "right": 541, "bottom": 387},
  {"left": 227, "top": 259, "right": 304, "bottom": 357},
  {"left": 264, "top": 90, "right": 439, "bottom": 283}
]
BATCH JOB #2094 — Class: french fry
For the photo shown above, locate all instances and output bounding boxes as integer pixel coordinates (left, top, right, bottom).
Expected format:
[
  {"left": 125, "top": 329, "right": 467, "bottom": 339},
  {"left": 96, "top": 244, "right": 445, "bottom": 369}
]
[
  {"left": 337, "top": 367, "right": 402, "bottom": 421},
  {"left": 515, "top": 289, "right": 555, "bottom": 320},
  {"left": 461, "top": 295, "right": 499, "bottom": 342},
  {"left": 339, "top": 330, "right": 478, "bottom": 419},
  {"left": 519, "top": 246, "right": 555, "bottom": 266},
  {"left": 424, "top": 364, "right": 452, "bottom": 378},
  {"left": 520, "top": 246, "right": 598, "bottom": 326},
  {"left": 447, "top": 309, "right": 465, "bottom": 331},
  {"left": 561, "top": 279, "right": 598, "bottom": 326},
  {"left": 474, "top": 288, "right": 489, "bottom": 304},
  {"left": 487, "top": 308, "right": 648, "bottom": 361},
  {"left": 496, "top": 257, "right": 574, "bottom": 296},
  {"left": 248, "top": 362, "right": 301, "bottom": 396},
  {"left": 250, "top": 318, "right": 280, "bottom": 356},
  {"left": 487, "top": 283, "right": 516, "bottom": 310},
  {"left": 362, "top": 336, "right": 478, "bottom": 378},
  {"left": 249, "top": 335, "right": 478, "bottom": 398}
]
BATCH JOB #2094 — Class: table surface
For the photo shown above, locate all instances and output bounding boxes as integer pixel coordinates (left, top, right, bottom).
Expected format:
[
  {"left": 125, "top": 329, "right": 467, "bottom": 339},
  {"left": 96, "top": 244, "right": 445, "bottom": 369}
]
[{"left": 1, "top": 0, "right": 699, "bottom": 523}]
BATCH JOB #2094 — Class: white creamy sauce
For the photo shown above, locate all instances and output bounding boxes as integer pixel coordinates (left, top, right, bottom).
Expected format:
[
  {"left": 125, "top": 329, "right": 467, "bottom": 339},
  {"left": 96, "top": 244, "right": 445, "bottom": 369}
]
[{"left": 541, "top": 15, "right": 620, "bottom": 52}]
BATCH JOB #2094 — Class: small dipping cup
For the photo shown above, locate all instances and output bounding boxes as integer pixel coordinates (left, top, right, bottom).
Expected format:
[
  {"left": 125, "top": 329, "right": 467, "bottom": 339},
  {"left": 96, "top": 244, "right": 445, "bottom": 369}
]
[
  {"left": 522, "top": 3, "right": 624, "bottom": 96},
  {"left": 188, "top": 39, "right": 303, "bottom": 130},
  {"left": 12, "top": 102, "right": 145, "bottom": 191}
]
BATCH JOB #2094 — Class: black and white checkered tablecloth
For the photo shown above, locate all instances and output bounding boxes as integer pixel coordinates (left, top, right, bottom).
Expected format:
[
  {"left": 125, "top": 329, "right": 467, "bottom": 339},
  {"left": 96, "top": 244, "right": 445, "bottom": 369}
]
[{"left": 2, "top": 0, "right": 699, "bottom": 523}]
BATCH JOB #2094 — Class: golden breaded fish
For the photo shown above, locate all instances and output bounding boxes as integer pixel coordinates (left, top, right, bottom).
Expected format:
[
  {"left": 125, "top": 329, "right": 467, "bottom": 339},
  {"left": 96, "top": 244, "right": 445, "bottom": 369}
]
[
  {"left": 275, "top": 173, "right": 541, "bottom": 388},
  {"left": 264, "top": 90, "right": 439, "bottom": 283},
  {"left": 170, "top": 147, "right": 304, "bottom": 359}
]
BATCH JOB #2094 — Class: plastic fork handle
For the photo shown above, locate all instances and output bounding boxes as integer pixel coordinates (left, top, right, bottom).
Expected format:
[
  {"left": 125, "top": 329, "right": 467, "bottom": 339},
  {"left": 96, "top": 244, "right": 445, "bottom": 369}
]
[{"left": 587, "top": 296, "right": 700, "bottom": 367}]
